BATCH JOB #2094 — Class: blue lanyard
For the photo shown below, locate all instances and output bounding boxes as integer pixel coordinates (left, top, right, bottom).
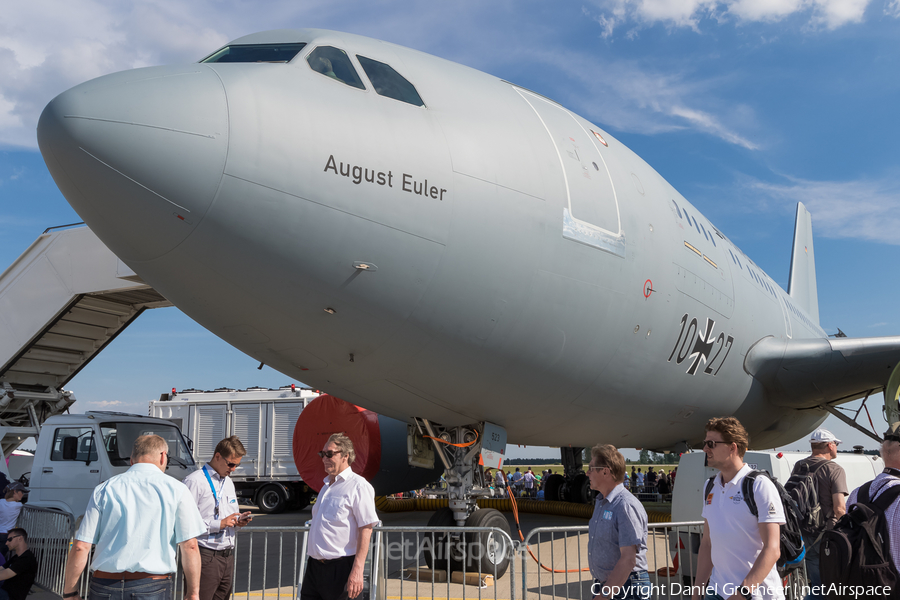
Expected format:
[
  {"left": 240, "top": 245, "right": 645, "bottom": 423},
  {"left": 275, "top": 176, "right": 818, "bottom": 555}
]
[{"left": 203, "top": 465, "right": 224, "bottom": 518}]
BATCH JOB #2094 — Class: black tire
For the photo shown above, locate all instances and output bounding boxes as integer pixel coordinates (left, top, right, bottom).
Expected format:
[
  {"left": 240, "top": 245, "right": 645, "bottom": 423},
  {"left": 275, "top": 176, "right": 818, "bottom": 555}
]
[
  {"left": 543, "top": 474, "right": 565, "bottom": 502},
  {"left": 421, "top": 507, "right": 463, "bottom": 573},
  {"left": 257, "top": 484, "right": 287, "bottom": 514},
  {"left": 566, "top": 473, "right": 591, "bottom": 503},
  {"left": 464, "top": 508, "right": 512, "bottom": 578}
]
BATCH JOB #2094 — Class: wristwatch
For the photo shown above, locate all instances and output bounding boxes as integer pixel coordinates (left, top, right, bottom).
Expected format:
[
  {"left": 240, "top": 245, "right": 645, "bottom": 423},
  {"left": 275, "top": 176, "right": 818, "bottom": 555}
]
[{"left": 739, "top": 585, "right": 752, "bottom": 600}]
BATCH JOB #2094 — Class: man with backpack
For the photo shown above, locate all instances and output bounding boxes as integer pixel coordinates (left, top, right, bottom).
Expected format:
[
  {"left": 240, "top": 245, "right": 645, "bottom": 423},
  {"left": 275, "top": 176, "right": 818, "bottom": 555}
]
[
  {"left": 822, "top": 422, "right": 900, "bottom": 598},
  {"left": 787, "top": 429, "right": 848, "bottom": 600},
  {"left": 692, "top": 417, "right": 786, "bottom": 600}
]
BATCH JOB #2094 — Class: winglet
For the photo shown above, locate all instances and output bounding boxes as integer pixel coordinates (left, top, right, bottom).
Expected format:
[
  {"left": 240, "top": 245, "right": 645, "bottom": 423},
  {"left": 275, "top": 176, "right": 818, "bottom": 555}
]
[{"left": 788, "top": 202, "right": 819, "bottom": 325}]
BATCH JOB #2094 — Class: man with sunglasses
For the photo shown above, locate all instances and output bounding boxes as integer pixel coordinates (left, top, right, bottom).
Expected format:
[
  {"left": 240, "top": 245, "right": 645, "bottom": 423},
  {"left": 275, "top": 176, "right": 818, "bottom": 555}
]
[
  {"left": 303, "top": 433, "right": 378, "bottom": 600},
  {"left": 0, "top": 528, "right": 37, "bottom": 600},
  {"left": 587, "top": 444, "right": 650, "bottom": 600},
  {"left": 693, "top": 417, "right": 785, "bottom": 600},
  {"left": 184, "top": 436, "right": 252, "bottom": 600},
  {"left": 63, "top": 435, "right": 206, "bottom": 600}
]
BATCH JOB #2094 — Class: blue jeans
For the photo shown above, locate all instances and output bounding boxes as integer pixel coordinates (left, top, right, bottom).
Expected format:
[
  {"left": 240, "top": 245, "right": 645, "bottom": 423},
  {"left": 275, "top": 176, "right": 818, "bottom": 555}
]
[
  {"left": 594, "top": 570, "right": 651, "bottom": 600},
  {"left": 89, "top": 577, "right": 173, "bottom": 600},
  {"left": 801, "top": 534, "right": 822, "bottom": 600}
]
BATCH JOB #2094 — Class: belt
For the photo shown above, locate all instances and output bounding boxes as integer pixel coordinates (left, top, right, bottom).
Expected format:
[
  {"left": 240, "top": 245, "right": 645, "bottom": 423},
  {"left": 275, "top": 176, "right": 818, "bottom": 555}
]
[
  {"left": 92, "top": 571, "right": 172, "bottom": 581},
  {"left": 199, "top": 546, "right": 234, "bottom": 558},
  {"left": 311, "top": 555, "right": 355, "bottom": 564}
]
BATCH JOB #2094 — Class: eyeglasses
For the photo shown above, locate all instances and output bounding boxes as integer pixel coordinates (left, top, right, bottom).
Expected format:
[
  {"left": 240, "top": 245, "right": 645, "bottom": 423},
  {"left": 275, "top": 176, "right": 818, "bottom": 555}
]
[
  {"left": 318, "top": 450, "right": 343, "bottom": 459},
  {"left": 214, "top": 453, "right": 239, "bottom": 468},
  {"left": 588, "top": 465, "right": 608, "bottom": 472},
  {"left": 6, "top": 536, "right": 21, "bottom": 541},
  {"left": 702, "top": 440, "right": 731, "bottom": 449}
]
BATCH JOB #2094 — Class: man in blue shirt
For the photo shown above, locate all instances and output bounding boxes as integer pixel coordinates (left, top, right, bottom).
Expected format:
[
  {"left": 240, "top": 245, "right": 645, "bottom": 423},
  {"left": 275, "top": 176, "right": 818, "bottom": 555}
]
[
  {"left": 587, "top": 444, "right": 650, "bottom": 600},
  {"left": 62, "top": 434, "right": 206, "bottom": 600}
]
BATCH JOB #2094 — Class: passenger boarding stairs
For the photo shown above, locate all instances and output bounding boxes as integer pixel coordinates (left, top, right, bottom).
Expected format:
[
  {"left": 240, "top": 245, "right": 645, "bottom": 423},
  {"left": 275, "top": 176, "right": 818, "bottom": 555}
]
[{"left": 0, "top": 226, "right": 171, "bottom": 455}]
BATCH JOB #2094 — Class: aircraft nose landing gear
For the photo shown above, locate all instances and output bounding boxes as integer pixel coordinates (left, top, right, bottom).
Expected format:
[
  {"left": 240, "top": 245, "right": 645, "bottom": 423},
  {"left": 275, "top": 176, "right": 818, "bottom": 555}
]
[{"left": 414, "top": 419, "right": 513, "bottom": 578}]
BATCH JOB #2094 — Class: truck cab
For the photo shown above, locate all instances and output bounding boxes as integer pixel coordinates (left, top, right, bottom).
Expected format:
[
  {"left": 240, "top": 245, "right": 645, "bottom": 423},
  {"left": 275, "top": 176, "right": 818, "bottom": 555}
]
[{"left": 26, "top": 411, "right": 197, "bottom": 517}]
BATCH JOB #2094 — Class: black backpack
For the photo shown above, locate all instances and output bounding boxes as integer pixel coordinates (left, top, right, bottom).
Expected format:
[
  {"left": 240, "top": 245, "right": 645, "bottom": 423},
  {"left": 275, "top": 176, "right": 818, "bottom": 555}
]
[
  {"left": 784, "top": 459, "right": 830, "bottom": 535},
  {"left": 820, "top": 479, "right": 900, "bottom": 599},
  {"left": 705, "top": 470, "right": 806, "bottom": 576}
]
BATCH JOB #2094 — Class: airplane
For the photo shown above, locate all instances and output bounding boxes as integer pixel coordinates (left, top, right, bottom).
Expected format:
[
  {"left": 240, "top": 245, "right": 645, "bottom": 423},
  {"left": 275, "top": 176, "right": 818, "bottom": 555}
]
[{"left": 37, "top": 28, "right": 900, "bottom": 575}]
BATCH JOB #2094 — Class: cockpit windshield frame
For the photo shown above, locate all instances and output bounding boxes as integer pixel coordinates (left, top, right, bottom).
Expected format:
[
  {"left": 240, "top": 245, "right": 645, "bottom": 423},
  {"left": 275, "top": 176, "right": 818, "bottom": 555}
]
[{"left": 200, "top": 43, "right": 307, "bottom": 64}]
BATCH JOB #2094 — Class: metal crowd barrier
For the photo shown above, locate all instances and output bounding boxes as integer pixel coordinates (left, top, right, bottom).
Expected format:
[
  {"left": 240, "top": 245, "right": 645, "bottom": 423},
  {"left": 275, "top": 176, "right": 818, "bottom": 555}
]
[
  {"left": 16, "top": 505, "right": 75, "bottom": 595},
  {"left": 12, "top": 509, "right": 809, "bottom": 600}
]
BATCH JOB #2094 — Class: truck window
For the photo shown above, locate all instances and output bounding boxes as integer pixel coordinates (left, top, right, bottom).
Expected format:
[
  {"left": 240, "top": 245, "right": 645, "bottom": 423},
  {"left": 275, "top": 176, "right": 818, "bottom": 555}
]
[
  {"left": 101, "top": 423, "right": 195, "bottom": 467},
  {"left": 50, "top": 427, "right": 99, "bottom": 462}
]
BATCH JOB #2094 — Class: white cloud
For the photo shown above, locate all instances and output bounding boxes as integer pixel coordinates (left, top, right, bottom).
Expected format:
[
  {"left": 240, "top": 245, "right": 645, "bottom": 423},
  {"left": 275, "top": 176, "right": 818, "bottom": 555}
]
[
  {"left": 887, "top": 0, "right": 900, "bottom": 17},
  {"left": 523, "top": 47, "right": 760, "bottom": 148},
  {"left": 587, "top": 0, "right": 875, "bottom": 36},
  {"left": 744, "top": 175, "right": 900, "bottom": 245}
]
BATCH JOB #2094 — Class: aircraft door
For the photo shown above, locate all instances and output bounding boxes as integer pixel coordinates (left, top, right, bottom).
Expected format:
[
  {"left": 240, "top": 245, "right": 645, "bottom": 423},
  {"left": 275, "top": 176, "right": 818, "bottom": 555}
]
[{"left": 515, "top": 88, "right": 625, "bottom": 257}]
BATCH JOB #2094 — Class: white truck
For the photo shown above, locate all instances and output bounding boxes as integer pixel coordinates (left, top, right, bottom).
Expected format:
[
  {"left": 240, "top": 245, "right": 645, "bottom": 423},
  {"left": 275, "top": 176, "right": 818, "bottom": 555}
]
[
  {"left": 150, "top": 385, "right": 319, "bottom": 513},
  {"left": 0, "top": 410, "right": 197, "bottom": 518}
]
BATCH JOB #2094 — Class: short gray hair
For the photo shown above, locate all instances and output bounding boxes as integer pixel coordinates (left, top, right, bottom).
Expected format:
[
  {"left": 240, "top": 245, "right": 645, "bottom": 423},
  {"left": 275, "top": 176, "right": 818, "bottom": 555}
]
[
  {"left": 132, "top": 434, "right": 168, "bottom": 460},
  {"left": 327, "top": 432, "right": 356, "bottom": 464}
]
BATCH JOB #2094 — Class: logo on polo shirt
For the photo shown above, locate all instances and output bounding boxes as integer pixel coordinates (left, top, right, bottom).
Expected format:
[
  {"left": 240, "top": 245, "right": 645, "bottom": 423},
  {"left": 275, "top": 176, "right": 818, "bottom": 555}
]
[
  {"left": 768, "top": 502, "right": 777, "bottom": 516},
  {"left": 732, "top": 492, "right": 743, "bottom": 504},
  {"left": 706, "top": 493, "right": 714, "bottom": 505}
]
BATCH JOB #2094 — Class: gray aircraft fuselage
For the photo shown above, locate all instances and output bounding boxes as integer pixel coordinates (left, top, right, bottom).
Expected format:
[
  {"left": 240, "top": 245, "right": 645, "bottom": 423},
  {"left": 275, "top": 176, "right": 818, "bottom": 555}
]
[{"left": 39, "top": 29, "right": 866, "bottom": 451}]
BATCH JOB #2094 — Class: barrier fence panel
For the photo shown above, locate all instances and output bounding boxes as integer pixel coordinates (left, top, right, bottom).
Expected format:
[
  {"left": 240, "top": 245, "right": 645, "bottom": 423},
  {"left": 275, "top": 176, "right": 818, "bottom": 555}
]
[
  {"left": 17, "top": 513, "right": 809, "bottom": 600},
  {"left": 16, "top": 505, "right": 75, "bottom": 595},
  {"left": 372, "top": 525, "right": 516, "bottom": 600}
]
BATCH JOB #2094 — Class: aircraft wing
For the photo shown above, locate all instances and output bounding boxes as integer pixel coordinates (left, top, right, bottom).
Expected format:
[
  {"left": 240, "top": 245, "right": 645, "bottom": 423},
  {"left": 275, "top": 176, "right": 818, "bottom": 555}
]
[{"left": 745, "top": 335, "right": 900, "bottom": 408}]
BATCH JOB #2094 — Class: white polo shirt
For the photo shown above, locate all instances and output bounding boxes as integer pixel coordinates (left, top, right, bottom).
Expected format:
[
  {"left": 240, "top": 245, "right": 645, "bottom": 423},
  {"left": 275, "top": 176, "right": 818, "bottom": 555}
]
[
  {"left": 307, "top": 466, "right": 379, "bottom": 560},
  {"left": 702, "top": 464, "right": 785, "bottom": 600}
]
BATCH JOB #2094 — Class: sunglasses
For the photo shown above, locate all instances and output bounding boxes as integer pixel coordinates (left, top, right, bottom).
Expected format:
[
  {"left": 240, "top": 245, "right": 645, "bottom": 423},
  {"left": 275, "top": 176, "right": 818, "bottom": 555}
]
[
  {"left": 216, "top": 454, "right": 239, "bottom": 468},
  {"left": 318, "top": 450, "right": 343, "bottom": 459},
  {"left": 6, "top": 536, "right": 21, "bottom": 541},
  {"left": 702, "top": 440, "right": 731, "bottom": 449},
  {"left": 587, "top": 465, "right": 608, "bottom": 472}
]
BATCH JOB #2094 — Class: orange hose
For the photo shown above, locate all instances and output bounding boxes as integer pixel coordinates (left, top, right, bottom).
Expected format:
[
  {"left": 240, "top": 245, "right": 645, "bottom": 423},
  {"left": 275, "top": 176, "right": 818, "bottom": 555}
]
[
  {"left": 424, "top": 429, "right": 479, "bottom": 448},
  {"left": 502, "top": 472, "right": 591, "bottom": 574}
]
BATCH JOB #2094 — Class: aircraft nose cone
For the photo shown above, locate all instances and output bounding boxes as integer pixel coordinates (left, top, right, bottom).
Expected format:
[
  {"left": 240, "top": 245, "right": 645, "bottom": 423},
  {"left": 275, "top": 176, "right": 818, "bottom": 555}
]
[{"left": 38, "top": 65, "right": 227, "bottom": 262}]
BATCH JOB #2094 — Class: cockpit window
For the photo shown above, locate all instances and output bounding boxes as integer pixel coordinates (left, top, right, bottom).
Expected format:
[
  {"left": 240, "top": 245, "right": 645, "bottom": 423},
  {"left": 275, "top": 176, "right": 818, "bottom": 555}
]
[
  {"left": 356, "top": 56, "right": 425, "bottom": 107},
  {"left": 306, "top": 46, "right": 365, "bottom": 90},
  {"left": 201, "top": 43, "right": 307, "bottom": 63}
]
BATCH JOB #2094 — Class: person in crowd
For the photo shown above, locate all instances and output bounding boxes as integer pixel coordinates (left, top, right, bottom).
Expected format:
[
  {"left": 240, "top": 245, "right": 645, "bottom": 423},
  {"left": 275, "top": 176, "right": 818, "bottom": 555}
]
[
  {"left": 635, "top": 468, "right": 644, "bottom": 490},
  {"left": 303, "top": 433, "right": 379, "bottom": 600},
  {"left": 511, "top": 468, "right": 524, "bottom": 497},
  {"left": 790, "top": 428, "right": 848, "bottom": 600},
  {"left": 847, "top": 423, "right": 900, "bottom": 574},
  {"left": 587, "top": 444, "right": 650, "bottom": 600},
  {"left": 495, "top": 469, "right": 507, "bottom": 495},
  {"left": 63, "top": 435, "right": 205, "bottom": 600},
  {"left": 0, "top": 527, "right": 37, "bottom": 600},
  {"left": 0, "top": 483, "right": 28, "bottom": 554},
  {"left": 184, "top": 436, "right": 253, "bottom": 600},
  {"left": 693, "top": 417, "right": 785, "bottom": 600},
  {"left": 524, "top": 469, "right": 535, "bottom": 498}
]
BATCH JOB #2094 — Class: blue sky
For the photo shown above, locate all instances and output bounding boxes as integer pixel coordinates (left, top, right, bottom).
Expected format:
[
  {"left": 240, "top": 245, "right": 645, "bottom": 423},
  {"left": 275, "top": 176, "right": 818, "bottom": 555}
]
[{"left": 2, "top": 0, "right": 900, "bottom": 459}]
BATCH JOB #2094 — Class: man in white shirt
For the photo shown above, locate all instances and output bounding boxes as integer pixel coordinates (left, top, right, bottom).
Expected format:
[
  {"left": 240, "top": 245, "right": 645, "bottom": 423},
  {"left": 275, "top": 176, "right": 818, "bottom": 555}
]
[
  {"left": 63, "top": 435, "right": 206, "bottom": 600},
  {"left": 303, "top": 433, "right": 379, "bottom": 600},
  {"left": 693, "top": 417, "right": 785, "bottom": 600},
  {"left": 184, "top": 436, "right": 253, "bottom": 600},
  {"left": 523, "top": 470, "right": 535, "bottom": 498}
]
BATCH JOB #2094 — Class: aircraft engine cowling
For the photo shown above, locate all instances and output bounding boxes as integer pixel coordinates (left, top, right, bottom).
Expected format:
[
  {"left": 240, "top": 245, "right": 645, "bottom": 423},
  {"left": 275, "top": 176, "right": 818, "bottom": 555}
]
[{"left": 293, "top": 394, "right": 443, "bottom": 495}]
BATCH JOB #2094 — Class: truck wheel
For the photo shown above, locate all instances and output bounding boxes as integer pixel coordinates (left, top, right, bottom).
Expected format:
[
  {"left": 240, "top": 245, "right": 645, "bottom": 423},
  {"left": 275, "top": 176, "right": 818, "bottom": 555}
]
[{"left": 257, "top": 484, "right": 287, "bottom": 514}]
